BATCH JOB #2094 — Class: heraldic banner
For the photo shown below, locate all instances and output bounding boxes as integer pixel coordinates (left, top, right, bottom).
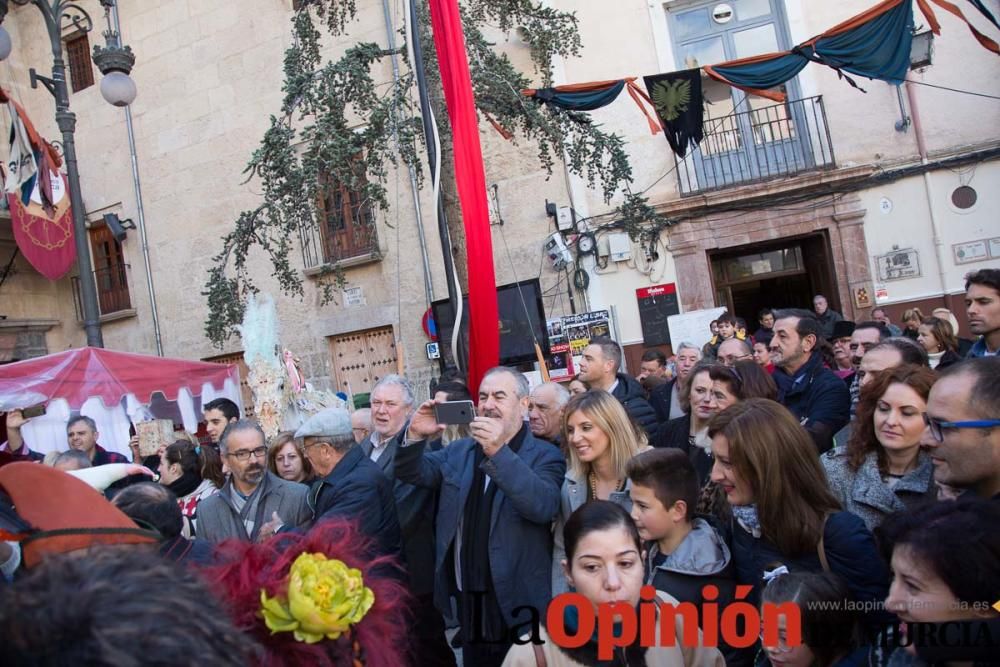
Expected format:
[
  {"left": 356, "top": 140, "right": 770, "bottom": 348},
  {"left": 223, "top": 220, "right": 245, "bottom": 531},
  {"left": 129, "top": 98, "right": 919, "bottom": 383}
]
[{"left": 4, "top": 97, "right": 76, "bottom": 281}]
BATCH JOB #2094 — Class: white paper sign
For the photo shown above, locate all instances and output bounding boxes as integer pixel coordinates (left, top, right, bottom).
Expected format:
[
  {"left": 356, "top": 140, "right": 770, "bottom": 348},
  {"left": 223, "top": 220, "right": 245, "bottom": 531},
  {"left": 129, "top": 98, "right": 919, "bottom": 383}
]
[{"left": 667, "top": 307, "right": 728, "bottom": 351}]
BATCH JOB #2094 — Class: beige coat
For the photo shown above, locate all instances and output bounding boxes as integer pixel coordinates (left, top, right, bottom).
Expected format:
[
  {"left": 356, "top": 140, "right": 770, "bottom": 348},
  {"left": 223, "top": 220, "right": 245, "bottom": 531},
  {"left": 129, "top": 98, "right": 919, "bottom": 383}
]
[{"left": 501, "top": 592, "right": 724, "bottom": 667}]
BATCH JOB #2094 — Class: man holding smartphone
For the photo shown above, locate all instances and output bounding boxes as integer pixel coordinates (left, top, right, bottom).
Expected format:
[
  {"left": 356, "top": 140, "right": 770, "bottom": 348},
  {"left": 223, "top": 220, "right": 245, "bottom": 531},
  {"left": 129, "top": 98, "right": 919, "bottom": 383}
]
[{"left": 396, "top": 367, "right": 565, "bottom": 667}]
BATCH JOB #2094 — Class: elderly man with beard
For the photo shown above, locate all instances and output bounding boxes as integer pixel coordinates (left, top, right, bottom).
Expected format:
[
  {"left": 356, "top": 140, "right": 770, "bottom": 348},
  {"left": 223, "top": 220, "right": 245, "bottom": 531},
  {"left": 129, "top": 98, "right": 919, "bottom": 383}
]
[
  {"left": 196, "top": 420, "right": 311, "bottom": 543},
  {"left": 396, "top": 366, "right": 565, "bottom": 667}
]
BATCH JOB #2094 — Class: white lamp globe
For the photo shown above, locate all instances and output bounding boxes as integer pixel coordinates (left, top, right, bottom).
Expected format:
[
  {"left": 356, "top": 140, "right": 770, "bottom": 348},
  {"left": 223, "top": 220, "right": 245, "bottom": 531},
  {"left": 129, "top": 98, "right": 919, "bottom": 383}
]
[
  {"left": 0, "top": 26, "right": 12, "bottom": 62},
  {"left": 99, "top": 71, "right": 137, "bottom": 107}
]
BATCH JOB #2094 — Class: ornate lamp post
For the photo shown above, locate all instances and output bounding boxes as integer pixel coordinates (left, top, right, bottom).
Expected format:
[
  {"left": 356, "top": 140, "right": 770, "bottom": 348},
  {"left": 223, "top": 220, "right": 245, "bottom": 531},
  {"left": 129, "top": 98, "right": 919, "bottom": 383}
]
[{"left": 0, "top": 0, "right": 137, "bottom": 347}]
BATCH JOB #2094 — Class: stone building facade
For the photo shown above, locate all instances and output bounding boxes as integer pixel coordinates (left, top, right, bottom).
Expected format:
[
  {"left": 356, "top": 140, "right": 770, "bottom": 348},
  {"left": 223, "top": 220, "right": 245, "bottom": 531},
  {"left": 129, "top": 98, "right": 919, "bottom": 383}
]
[{"left": 1, "top": 0, "right": 997, "bottom": 391}]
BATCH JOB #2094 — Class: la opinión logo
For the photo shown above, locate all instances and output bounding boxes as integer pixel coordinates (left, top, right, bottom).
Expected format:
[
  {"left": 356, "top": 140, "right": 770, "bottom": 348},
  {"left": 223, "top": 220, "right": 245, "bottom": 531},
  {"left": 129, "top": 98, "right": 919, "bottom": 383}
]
[{"left": 547, "top": 584, "right": 798, "bottom": 660}]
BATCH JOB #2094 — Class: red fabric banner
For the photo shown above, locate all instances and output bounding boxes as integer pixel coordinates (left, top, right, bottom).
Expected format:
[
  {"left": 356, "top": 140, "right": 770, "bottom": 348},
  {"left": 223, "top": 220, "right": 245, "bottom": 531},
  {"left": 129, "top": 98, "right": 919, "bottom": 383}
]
[
  {"left": 427, "top": 0, "right": 499, "bottom": 394},
  {"left": 8, "top": 172, "right": 76, "bottom": 281}
]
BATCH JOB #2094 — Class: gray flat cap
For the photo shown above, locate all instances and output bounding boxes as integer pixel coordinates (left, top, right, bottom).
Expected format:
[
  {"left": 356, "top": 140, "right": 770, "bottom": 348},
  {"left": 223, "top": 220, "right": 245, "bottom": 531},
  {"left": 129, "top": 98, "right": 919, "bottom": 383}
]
[{"left": 294, "top": 407, "right": 352, "bottom": 439}]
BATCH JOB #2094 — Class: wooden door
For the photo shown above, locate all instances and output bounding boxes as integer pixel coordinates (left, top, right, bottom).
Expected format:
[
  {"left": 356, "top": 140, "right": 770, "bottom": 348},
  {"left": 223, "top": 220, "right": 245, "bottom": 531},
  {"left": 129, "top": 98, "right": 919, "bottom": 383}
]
[
  {"left": 202, "top": 352, "right": 255, "bottom": 419},
  {"left": 329, "top": 326, "right": 397, "bottom": 398}
]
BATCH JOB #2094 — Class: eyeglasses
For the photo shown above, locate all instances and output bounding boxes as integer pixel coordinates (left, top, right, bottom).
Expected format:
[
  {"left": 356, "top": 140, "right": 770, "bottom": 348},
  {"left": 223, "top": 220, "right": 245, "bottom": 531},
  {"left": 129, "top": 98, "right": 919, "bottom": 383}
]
[
  {"left": 923, "top": 414, "right": 1000, "bottom": 443},
  {"left": 302, "top": 440, "right": 330, "bottom": 451},
  {"left": 226, "top": 446, "right": 267, "bottom": 461},
  {"left": 718, "top": 353, "right": 752, "bottom": 366}
]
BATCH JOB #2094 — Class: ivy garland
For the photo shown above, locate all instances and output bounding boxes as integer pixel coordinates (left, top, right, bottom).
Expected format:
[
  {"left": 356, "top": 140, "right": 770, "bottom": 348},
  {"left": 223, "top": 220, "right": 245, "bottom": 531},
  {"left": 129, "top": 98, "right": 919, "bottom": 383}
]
[{"left": 204, "top": 0, "right": 668, "bottom": 346}]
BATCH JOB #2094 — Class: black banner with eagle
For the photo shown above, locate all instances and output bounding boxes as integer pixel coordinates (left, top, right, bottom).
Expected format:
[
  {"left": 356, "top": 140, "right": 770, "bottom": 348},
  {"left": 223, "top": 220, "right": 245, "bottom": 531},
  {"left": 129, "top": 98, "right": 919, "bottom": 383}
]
[{"left": 643, "top": 70, "right": 704, "bottom": 158}]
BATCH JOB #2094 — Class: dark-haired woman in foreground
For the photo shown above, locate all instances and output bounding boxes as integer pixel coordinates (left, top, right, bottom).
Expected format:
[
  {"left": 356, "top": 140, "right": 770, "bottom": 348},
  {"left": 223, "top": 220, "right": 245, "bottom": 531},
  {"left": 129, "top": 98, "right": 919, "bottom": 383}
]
[
  {"left": 880, "top": 499, "right": 1000, "bottom": 667},
  {"left": 503, "top": 501, "right": 723, "bottom": 666},
  {"left": 757, "top": 571, "right": 869, "bottom": 667},
  {"left": 709, "top": 399, "right": 889, "bottom": 616}
]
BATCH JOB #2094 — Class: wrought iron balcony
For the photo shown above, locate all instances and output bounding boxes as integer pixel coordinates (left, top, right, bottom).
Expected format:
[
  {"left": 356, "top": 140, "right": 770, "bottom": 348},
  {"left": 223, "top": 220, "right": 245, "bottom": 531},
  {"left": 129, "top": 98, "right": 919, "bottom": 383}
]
[
  {"left": 71, "top": 263, "right": 132, "bottom": 320},
  {"left": 299, "top": 192, "right": 381, "bottom": 271},
  {"left": 675, "top": 95, "right": 835, "bottom": 195}
]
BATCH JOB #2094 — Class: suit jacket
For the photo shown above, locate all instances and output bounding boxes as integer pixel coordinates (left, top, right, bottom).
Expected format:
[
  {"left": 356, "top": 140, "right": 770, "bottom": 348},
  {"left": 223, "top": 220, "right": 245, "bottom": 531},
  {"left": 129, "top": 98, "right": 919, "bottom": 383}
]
[
  {"left": 648, "top": 378, "right": 678, "bottom": 424},
  {"left": 197, "top": 471, "right": 311, "bottom": 543},
  {"left": 394, "top": 428, "right": 565, "bottom": 626},
  {"left": 310, "top": 445, "right": 401, "bottom": 559},
  {"left": 359, "top": 430, "right": 440, "bottom": 594}
]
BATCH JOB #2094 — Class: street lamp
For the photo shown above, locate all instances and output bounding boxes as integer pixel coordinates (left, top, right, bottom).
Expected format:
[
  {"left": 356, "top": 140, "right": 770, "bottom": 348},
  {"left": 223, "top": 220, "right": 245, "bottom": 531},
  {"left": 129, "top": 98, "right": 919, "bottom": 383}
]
[{"left": 0, "top": 0, "right": 137, "bottom": 348}]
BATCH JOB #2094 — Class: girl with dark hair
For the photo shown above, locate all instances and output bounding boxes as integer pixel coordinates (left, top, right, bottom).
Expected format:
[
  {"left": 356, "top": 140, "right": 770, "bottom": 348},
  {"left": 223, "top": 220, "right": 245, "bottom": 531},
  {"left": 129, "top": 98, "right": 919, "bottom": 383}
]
[
  {"left": 757, "top": 572, "right": 867, "bottom": 667},
  {"left": 880, "top": 498, "right": 1000, "bottom": 666},
  {"left": 502, "top": 501, "right": 724, "bottom": 667},
  {"left": 157, "top": 437, "right": 224, "bottom": 537},
  {"left": 823, "top": 365, "right": 937, "bottom": 531},
  {"left": 915, "top": 317, "right": 961, "bottom": 371},
  {"left": 568, "top": 375, "right": 589, "bottom": 396},
  {"left": 708, "top": 399, "right": 889, "bottom": 617}
]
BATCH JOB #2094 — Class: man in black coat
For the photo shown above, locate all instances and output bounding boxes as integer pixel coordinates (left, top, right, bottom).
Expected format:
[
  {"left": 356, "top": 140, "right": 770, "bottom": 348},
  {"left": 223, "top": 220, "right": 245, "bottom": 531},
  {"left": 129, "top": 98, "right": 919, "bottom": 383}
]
[
  {"left": 296, "top": 407, "right": 401, "bottom": 560},
  {"left": 358, "top": 375, "right": 455, "bottom": 667},
  {"left": 770, "top": 309, "right": 850, "bottom": 453},
  {"left": 578, "top": 337, "right": 658, "bottom": 439}
]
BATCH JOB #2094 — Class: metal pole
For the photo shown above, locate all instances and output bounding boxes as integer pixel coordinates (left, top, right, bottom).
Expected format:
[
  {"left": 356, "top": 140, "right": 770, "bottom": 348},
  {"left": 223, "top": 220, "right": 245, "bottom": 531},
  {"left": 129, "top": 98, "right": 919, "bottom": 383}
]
[
  {"left": 111, "top": 3, "right": 162, "bottom": 355},
  {"left": 380, "top": 0, "right": 434, "bottom": 308},
  {"left": 39, "top": 1, "right": 103, "bottom": 347},
  {"left": 408, "top": 0, "right": 465, "bottom": 373}
]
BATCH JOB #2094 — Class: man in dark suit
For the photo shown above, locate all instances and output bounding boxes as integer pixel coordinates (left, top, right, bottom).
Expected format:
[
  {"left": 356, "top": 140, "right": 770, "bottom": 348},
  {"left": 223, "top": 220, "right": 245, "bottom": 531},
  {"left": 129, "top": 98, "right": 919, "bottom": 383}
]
[
  {"left": 357, "top": 375, "right": 455, "bottom": 667},
  {"left": 397, "top": 367, "right": 566, "bottom": 667},
  {"left": 296, "top": 407, "right": 400, "bottom": 558}
]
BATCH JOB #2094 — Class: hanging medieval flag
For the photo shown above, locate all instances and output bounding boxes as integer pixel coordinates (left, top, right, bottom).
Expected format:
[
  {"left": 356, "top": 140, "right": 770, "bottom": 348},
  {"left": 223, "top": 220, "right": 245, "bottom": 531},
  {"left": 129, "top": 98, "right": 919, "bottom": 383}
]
[
  {"left": 643, "top": 70, "right": 703, "bottom": 157},
  {"left": 522, "top": 78, "right": 663, "bottom": 134},
  {"left": 7, "top": 172, "right": 75, "bottom": 281},
  {"left": 3, "top": 93, "right": 75, "bottom": 280}
]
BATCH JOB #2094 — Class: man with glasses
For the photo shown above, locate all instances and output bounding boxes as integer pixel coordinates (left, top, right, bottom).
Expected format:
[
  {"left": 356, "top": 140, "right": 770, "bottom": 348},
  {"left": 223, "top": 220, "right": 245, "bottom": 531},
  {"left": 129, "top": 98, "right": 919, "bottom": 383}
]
[
  {"left": 716, "top": 337, "right": 753, "bottom": 367},
  {"left": 296, "top": 407, "right": 401, "bottom": 559},
  {"left": 922, "top": 357, "right": 1000, "bottom": 500},
  {"left": 196, "top": 420, "right": 310, "bottom": 543}
]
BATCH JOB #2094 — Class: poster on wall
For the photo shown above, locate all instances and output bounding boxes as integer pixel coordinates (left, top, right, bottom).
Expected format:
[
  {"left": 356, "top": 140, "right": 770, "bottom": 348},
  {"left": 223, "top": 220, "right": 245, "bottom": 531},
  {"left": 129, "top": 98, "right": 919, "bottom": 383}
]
[
  {"left": 544, "top": 318, "right": 573, "bottom": 380},
  {"left": 636, "top": 283, "right": 680, "bottom": 347},
  {"left": 562, "top": 310, "right": 612, "bottom": 354},
  {"left": 667, "top": 307, "right": 727, "bottom": 351}
]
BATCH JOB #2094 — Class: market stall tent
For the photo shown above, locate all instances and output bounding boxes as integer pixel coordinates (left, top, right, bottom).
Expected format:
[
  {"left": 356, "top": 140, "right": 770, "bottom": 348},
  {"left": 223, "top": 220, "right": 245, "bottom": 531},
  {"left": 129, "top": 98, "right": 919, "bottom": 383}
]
[{"left": 0, "top": 347, "right": 242, "bottom": 456}]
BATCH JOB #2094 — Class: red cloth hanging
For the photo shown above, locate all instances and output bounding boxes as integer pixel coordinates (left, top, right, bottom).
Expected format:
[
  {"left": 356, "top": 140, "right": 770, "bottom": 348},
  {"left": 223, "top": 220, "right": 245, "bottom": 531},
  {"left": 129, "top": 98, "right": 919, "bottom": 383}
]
[{"left": 427, "top": 0, "right": 499, "bottom": 394}]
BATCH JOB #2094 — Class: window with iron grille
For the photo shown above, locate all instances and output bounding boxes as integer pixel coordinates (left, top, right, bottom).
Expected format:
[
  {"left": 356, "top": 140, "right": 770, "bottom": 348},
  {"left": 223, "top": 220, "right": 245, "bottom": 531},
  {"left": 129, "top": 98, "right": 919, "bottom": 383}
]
[
  {"left": 65, "top": 33, "right": 94, "bottom": 92},
  {"left": 316, "top": 169, "right": 378, "bottom": 265}
]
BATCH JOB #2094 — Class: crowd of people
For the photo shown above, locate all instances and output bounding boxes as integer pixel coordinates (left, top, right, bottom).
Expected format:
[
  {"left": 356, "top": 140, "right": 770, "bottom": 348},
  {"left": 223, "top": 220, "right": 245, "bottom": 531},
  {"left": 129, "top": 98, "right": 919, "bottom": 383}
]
[{"left": 0, "top": 269, "right": 998, "bottom": 666}]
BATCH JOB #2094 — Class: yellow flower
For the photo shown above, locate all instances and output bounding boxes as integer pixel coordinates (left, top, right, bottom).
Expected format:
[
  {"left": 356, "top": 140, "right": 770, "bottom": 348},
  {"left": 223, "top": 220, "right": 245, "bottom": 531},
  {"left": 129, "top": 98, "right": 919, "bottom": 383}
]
[{"left": 260, "top": 553, "right": 375, "bottom": 644}]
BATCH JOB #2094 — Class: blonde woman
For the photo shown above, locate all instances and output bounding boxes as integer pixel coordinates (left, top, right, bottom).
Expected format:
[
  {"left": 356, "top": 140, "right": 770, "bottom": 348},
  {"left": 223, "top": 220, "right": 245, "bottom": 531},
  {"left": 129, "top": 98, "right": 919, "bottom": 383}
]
[{"left": 551, "top": 390, "right": 648, "bottom": 594}]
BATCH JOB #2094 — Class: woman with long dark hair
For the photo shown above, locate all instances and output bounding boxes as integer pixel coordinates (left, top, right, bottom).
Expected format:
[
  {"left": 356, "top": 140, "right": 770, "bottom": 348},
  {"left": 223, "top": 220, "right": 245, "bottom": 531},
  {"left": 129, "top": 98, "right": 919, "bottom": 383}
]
[
  {"left": 708, "top": 399, "right": 889, "bottom": 615},
  {"left": 158, "top": 437, "right": 224, "bottom": 537},
  {"left": 823, "top": 365, "right": 937, "bottom": 531}
]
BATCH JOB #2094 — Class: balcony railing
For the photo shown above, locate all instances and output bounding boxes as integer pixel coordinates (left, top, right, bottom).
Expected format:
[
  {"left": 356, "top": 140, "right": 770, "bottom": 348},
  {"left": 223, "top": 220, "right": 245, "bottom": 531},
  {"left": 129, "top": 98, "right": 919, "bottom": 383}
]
[
  {"left": 675, "top": 95, "right": 835, "bottom": 196},
  {"left": 71, "top": 263, "right": 132, "bottom": 320},
  {"left": 299, "top": 200, "right": 380, "bottom": 271}
]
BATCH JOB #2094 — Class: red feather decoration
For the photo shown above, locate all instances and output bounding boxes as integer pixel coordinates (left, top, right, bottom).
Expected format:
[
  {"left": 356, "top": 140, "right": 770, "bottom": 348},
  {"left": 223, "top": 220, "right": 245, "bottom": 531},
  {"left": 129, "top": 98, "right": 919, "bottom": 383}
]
[{"left": 199, "top": 519, "right": 413, "bottom": 666}]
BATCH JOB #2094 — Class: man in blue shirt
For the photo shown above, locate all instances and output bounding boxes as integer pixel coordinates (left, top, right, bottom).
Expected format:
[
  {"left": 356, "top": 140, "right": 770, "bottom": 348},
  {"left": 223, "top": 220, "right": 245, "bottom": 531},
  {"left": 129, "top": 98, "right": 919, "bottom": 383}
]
[{"left": 965, "top": 268, "right": 1000, "bottom": 357}]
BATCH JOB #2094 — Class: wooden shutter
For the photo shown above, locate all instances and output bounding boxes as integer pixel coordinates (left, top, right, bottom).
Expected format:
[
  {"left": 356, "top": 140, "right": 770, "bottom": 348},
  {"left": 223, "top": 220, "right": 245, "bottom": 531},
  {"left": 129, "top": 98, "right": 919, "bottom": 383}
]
[
  {"left": 88, "top": 224, "right": 131, "bottom": 314},
  {"left": 65, "top": 33, "right": 94, "bottom": 92},
  {"left": 202, "top": 352, "right": 255, "bottom": 419}
]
